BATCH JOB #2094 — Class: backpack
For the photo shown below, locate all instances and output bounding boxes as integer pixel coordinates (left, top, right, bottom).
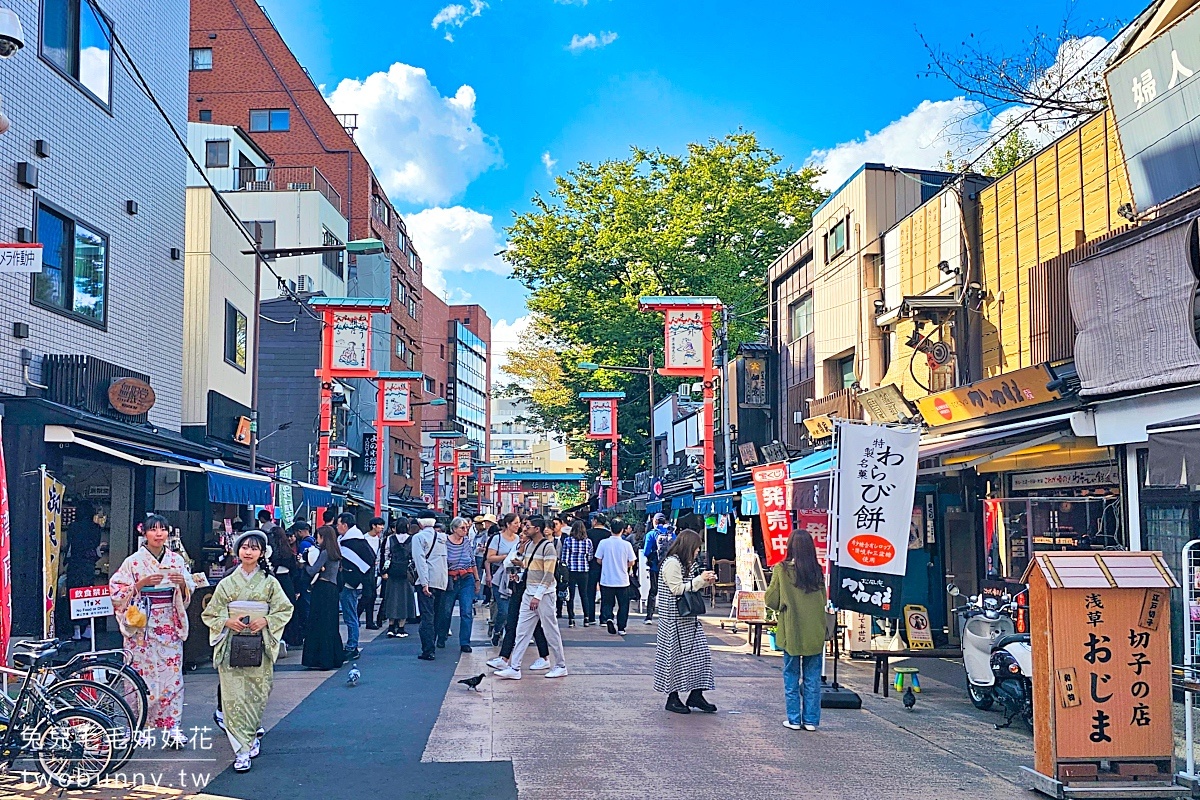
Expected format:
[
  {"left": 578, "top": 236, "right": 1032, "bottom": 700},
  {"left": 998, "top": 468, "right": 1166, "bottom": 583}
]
[{"left": 654, "top": 528, "right": 675, "bottom": 568}]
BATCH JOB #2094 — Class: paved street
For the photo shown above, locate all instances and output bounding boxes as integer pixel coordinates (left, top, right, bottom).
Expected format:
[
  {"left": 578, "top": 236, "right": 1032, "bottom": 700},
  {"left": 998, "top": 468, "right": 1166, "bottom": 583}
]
[{"left": 0, "top": 608, "right": 1055, "bottom": 800}]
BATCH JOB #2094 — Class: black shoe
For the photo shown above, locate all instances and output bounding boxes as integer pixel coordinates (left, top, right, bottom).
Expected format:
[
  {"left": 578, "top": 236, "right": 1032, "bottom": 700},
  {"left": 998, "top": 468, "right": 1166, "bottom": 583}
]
[
  {"left": 666, "top": 693, "right": 691, "bottom": 714},
  {"left": 386, "top": 630, "right": 397, "bottom": 638},
  {"left": 491, "top": 634, "right": 501, "bottom": 646},
  {"left": 437, "top": 640, "right": 447, "bottom": 649},
  {"left": 461, "top": 645, "right": 473, "bottom": 653},
  {"left": 418, "top": 652, "right": 435, "bottom": 661},
  {"left": 582, "top": 621, "right": 592, "bottom": 628},
  {"left": 568, "top": 620, "right": 576, "bottom": 627},
  {"left": 347, "top": 648, "right": 362, "bottom": 660},
  {"left": 686, "top": 690, "right": 717, "bottom": 713},
  {"left": 606, "top": 619, "right": 617, "bottom": 635},
  {"left": 366, "top": 624, "right": 381, "bottom": 630}
]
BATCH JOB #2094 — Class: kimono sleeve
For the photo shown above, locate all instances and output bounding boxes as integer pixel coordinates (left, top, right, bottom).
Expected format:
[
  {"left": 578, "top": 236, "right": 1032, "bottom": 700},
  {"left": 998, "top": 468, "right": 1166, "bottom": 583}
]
[{"left": 109, "top": 554, "right": 140, "bottom": 613}]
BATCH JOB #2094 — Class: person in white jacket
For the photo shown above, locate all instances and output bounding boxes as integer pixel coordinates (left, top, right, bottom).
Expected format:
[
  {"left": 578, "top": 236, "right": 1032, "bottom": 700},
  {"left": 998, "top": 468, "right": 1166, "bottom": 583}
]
[{"left": 412, "top": 515, "right": 448, "bottom": 661}]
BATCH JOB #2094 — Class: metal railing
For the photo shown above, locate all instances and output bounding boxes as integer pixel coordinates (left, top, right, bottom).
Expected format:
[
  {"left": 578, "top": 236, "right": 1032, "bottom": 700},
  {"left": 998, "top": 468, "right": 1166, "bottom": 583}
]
[
  {"left": 233, "top": 166, "right": 342, "bottom": 214},
  {"left": 809, "top": 386, "right": 862, "bottom": 420}
]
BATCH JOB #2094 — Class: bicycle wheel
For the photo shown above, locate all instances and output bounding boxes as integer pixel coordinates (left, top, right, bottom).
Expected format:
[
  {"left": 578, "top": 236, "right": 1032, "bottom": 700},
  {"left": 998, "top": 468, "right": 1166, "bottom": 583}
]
[
  {"left": 35, "top": 707, "right": 114, "bottom": 789},
  {"left": 58, "top": 661, "right": 149, "bottom": 731},
  {"left": 44, "top": 680, "right": 136, "bottom": 772}
]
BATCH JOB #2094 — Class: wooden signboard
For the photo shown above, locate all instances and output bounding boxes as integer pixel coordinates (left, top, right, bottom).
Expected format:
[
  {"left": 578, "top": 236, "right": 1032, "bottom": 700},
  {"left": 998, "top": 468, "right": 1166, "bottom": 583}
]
[{"left": 1021, "top": 551, "right": 1180, "bottom": 794}]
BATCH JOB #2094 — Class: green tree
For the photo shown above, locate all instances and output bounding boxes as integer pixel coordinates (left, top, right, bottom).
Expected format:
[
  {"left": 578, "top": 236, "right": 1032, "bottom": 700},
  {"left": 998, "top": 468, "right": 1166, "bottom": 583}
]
[
  {"left": 501, "top": 132, "right": 826, "bottom": 475},
  {"left": 979, "top": 128, "right": 1039, "bottom": 177}
]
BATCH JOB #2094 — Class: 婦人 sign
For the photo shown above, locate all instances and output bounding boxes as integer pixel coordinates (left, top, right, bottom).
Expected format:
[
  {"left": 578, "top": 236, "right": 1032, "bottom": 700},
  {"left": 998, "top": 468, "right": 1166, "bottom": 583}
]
[
  {"left": 752, "top": 463, "right": 791, "bottom": 567},
  {"left": 68, "top": 586, "right": 113, "bottom": 620},
  {"left": 832, "top": 422, "right": 920, "bottom": 618}
]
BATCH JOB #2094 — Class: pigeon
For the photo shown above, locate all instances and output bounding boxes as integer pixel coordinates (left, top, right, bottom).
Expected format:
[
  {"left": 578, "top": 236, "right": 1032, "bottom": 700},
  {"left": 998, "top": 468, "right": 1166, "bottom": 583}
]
[
  {"left": 902, "top": 685, "right": 916, "bottom": 711},
  {"left": 346, "top": 664, "right": 360, "bottom": 687},
  {"left": 458, "top": 673, "right": 485, "bottom": 692}
]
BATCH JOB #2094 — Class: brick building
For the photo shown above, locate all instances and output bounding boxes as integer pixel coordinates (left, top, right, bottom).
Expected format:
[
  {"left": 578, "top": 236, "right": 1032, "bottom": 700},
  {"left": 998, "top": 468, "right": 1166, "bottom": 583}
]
[{"left": 188, "top": 0, "right": 425, "bottom": 497}]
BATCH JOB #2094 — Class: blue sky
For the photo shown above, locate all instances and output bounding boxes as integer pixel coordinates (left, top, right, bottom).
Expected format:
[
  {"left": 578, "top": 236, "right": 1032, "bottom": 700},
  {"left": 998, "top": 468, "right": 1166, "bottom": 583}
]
[{"left": 264, "top": 0, "right": 1144, "bottom": 369}]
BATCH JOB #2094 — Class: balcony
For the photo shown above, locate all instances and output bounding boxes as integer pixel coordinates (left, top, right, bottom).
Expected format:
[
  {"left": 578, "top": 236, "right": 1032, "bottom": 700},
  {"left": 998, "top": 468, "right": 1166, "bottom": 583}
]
[
  {"left": 233, "top": 166, "right": 342, "bottom": 214},
  {"left": 808, "top": 387, "right": 862, "bottom": 420}
]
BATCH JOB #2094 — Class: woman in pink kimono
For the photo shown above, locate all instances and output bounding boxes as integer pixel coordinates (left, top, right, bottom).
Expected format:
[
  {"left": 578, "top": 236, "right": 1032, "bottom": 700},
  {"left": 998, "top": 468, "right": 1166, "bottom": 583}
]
[{"left": 110, "top": 514, "right": 195, "bottom": 747}]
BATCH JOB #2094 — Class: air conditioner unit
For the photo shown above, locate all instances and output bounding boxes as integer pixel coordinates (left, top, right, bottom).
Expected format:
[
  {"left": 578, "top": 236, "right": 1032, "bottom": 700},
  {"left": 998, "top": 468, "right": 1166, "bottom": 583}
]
[
  {"left": 245, "top": 180, "right": 275, "bottom": 191},
  {"left": 161, "top": 468, "right": 180, "bottom": 485},
  {"left": 677, "top": 383, "right": 692, "bottom": 401},
  {"left": 281, "top": 278, "right": 297, "bottom": 297},
  {"left": 287, "top": 182, "right": 312, "bottom": 190},
  {"left": 296, "top": 274, "right": 314, "bottom": 293}
]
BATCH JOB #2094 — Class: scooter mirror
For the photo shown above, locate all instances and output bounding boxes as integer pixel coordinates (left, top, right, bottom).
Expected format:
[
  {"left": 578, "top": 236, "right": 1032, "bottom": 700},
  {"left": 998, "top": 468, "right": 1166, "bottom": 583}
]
[{"left": 946, "top": 583, "right": 960, "bottom": 597}]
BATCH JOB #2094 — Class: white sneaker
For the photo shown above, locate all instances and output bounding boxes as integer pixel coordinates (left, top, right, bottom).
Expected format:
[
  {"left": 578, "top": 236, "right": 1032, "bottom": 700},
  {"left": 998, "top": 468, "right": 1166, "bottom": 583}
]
[
  {"left": 486, "top": 656, "right": 509, "bottom": 669},
  {"left": 233, "top": 753, "right": 252, "bottom": 773},
  {"left": 802, "top": 724, "right": 818, "bottom": 732},
  {"left": 249, "top": 737, "right": 261, "bottom": 759},
  {"left": 783, "top": 720, "right": 803, "bottom": 731},
  {"left": 164, "top": 729, "right": 188, "bottom": 750},
  {"left": 544, "top": 666, "right": 568, "bottom": 678},
  {"left": 643, "top": 618, "right": 654, "bottom": 625},
  {"left": 529, "top": 658, "right": 551, "bottom": 671},
  {"left": 494, "top": 666, "right": 522, "bottom": 680}
]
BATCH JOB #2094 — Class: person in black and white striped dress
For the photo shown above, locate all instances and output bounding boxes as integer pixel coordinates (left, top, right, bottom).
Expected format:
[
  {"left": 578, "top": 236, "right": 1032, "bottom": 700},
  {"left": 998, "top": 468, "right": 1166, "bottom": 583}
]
[{"left": 653, "top": 529, "right": 718, "bottom": 714}]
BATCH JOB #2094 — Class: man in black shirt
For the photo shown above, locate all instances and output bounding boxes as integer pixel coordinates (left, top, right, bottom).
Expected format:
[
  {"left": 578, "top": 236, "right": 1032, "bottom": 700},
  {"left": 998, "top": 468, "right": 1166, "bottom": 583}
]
[{"left": 585, "top": 513, "right": 611, "bottom": 625}]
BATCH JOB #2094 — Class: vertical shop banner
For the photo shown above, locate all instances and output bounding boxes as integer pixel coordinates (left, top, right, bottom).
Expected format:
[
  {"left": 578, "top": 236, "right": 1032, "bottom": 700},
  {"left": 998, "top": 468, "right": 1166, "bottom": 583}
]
[
  {"left": 797, "top": 510, "right": 830, "bottom": 578},
  {"left": 41, "top": 470, "right": 65, "bottom": 639},
  {"left": 438, "top": 441, "right": 454, "bottom": 466},
  {"left": 331, "top": 311, "right": 370, "bottom": 371},
  {"left": 752, "top": 464, "right": 792, "bottom": 567},
  {"left": 455, "top": 449, "right": 472, "bottom": 475},
  {"left": 278, "top": 463, "right": 295, "bottom": 529},
  {"left": 832, "top": 423, "right": 920, "bottom": 619},
  {"left": 588, "top": 400, "right": 615, "bottom": 437},
  {"left": 665, "top": 309, "right": 706, "bottom": 371},
  {"left": 381, "top": 381, "right": 412, "bottom": 424},
  {"left": 734, "top": 520, "right": 755, "bottom": 592},
  {"left": 0, "top": 420, "right": 12, "bottom": 663}
]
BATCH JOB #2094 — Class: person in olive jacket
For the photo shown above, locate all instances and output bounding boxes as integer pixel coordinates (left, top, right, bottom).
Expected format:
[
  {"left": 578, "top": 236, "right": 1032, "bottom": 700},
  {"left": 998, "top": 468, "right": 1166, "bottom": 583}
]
[{"left": 765, "top": 529, "right": 829, "bottom": 731}]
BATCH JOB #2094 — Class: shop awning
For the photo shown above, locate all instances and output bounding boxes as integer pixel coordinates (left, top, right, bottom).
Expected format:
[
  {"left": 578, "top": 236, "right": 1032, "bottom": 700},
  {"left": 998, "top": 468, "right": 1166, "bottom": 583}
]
[
  {"left": 917, "top": 421, "right": 1071, "bottom": 476},
  {"left": 299, "top": 482, "right": 333, "bottom": 507},
  {"left": 788, "top": 450, "right": 834, "bottom": 480},
  {"left": 646, "top": 500, "right": 663, "bottom": 514},
  {"left": 205, "top": 464, "right": 272, "bottom": 506},
  {"left": 741, "top": 492, "right": 758, "bottom": 516},
  {"left": 694, "top": 489, "right": 739, "bottom": 515},
  {"left": 670, "top": 494, "right": 694, "bottom": 511}
]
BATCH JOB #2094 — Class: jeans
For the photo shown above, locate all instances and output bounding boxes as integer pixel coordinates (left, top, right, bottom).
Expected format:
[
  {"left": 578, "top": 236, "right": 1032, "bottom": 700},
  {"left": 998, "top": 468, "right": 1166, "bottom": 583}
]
[
  {"left": 645, "top": 571, "right": 659, "bottom": 620},
  {"left": 783, "top": 653, "right": 823, "bottom": 727},
  {"left": 565, "top": 571, "right": 588, "bottom": 623},
  {"left": 599, "top": 585, "right": 630, "bottom": 631},
  {"left": 440, "top": 574, "right": 476, "bottom": 647},
  {"left": 475, "top": 557, "right": 486, "bottom": 602},
  {"left": 585, "top": 564, "right": 602, "bottom": 623},
  {"left": 339, "top": 587, "right": 362, "bottom": 651},
  {"left": 418, "top": 587, "right": 447, "bottom": 657},
  {"left": 492, "top": 595, "right": 508, "bottom": 642}
]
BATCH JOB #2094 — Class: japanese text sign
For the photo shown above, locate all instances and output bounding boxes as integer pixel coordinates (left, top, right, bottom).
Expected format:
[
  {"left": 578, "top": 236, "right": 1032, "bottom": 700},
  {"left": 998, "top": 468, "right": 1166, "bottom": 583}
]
[
  {"left": 331, "top": 311, "right": 371, "bottom": 372},
  {"left": 0, "top": 243, "right": 43, "bottom": 273},
  {"left": 588, "top": 399, "right": 615, "bottom": 438},
  {"left": 915, "top": 364, "right": 1061, "bottom": 427},
  {"left": 42, "top": 472, "right": 64, "bottom": 639},
  {"left": 380, "top": 380, "right": 412, "bottom": 425},
  {"left": 455, "top": 449, "right": 472, "bottom": 475},
  {"left": 68, "top": 586, "right": 113, "bottom": 620},
  {"left": 665, "top": 309, "right": 706, "bottom": 372},
  {"left": 752, "top": 464, "right": 791, "bottom": 567},
  {"left": 797, "top": 510, "right": 830, "bottom": 578},
  {"left": 834, "top": 423, "right": 920, "bottom": 576}
]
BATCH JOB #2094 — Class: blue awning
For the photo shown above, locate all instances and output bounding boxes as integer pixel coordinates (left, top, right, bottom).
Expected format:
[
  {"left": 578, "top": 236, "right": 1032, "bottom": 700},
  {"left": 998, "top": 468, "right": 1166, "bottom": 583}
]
[
  {"left": 670, "top": 493, "right": 694, "bottom": 511},
  {"left": 694, "top": 489, "right": 739, "bottom": 515},
  {"left": 646, "top": 500, "right": 663, "bottom": 514},
  {"left": 741, "top": 491, "right": 758, "bottom": 516},
  {"left": 299, "top": 482, "right": 333, "bottom": 507},
  {"left": 788, "top": 449, "right": 834, "bottom": 480},
  {"left": 205, "top": 465, "right": 273, "bottom": 506}
]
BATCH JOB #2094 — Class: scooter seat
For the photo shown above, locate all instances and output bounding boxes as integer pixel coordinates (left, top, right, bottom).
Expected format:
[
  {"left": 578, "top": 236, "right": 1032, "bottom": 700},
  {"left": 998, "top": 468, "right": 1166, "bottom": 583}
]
[{"left": 993, "top": 632, "right": 1029, "bottom": 651}]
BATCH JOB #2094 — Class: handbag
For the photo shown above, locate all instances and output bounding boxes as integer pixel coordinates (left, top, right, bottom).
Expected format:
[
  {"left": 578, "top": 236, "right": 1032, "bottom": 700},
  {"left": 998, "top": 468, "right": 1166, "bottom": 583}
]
[
  {"left": 229, "top": 631, "right": 264, "bottom": 668},
  {"left": 677, "top": 590, "right": 706, "bottom": 618}
]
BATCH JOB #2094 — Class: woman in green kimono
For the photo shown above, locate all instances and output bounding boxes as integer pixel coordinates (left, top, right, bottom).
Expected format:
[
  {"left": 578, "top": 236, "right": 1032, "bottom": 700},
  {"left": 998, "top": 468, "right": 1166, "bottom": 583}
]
[{"left": 201, "top": 530, "right": 293, "bottom": 773}]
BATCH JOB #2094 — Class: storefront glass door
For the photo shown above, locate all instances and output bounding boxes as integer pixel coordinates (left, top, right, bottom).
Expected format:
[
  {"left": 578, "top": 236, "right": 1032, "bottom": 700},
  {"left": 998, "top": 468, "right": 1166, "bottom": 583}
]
[{"left": 1143, "top": 502, "right": 1197, "bottom": 663}]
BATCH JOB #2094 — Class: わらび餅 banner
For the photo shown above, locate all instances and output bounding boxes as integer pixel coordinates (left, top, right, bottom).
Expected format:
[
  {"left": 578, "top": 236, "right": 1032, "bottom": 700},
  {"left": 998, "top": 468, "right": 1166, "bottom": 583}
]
[{"left": 832, "top": 423, "right": 920, "bottom": 619}]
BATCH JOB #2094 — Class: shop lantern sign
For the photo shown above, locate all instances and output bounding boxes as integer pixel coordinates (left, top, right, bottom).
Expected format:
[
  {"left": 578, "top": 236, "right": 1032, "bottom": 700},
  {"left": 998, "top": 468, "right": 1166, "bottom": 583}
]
[
  {"left": 831, "top": 422, "right": 920, "bottom": 619},
  {"left": 380, "top": 380, "right": 412, "bottom": 425},
  {"left": 331, "top": 311, "right": 371, "bottom": 372},
  {"left": 455, "top": 448, "right": 472, "bottom": 475},
  {"left": 438, "top": 440, "right": 455, "bottom": 466},
  {"left": 752, "top": 463, "right": 792, "bottom": 567},
  {"left": 665, "top": 309, "right": 706, "bottom": 372},
  {"left": 41, "top": 469, "right": 65, "bottom": 639},
  {"left": 588, "top": 399, "right": 615, "bottom": 438}
]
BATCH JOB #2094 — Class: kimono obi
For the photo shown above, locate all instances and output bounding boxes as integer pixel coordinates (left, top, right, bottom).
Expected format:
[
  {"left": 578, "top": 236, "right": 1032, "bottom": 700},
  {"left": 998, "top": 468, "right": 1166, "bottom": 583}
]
[{"left": 141, "top": 587, "right": 177, "bottom": 608}]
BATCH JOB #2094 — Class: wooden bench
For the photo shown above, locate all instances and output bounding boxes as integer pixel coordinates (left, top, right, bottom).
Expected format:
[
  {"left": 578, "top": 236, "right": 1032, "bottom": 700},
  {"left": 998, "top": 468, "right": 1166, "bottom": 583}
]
[{"left": 872, "top": 648, "right": 962, "bottom": 697}]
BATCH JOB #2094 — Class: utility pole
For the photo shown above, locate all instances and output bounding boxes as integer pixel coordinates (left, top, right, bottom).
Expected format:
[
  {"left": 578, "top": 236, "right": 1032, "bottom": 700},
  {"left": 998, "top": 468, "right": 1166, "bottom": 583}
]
[
  {"left": 719, "top": 307, "right": 733, "bottom": 491},
  {"left": 647, "top": 350, "right": 656, "bottom": 483}
]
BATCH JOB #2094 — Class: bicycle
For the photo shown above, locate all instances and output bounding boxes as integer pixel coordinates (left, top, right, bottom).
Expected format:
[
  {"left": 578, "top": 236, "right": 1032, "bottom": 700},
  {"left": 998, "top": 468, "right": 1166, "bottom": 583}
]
[
  {"left": 49, "top": 647, "right": 149, "bottom": 731},
  {"left": 0, "top": 641, "right": 117, "bottom": 788}
]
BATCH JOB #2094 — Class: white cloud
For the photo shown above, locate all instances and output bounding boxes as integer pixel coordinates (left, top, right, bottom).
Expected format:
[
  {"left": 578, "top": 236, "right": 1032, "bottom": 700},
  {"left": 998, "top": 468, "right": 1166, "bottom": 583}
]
[
  {"left": 431, "top": 0, "right": 486, "bottom": 37},
  {"left": 491, "top": 314, "right": 533, "bottom": 385},
  {"left": 326, "top": 63, "right": 501, "bottom": 206},
  {"left": 554, "top": 0, "right": 588, "bottom": 4},
  {"left": 567, "top": 31, "right": 618, "bottom": 53},
  {"left": 541, "top": 151, "right": 558, "bottom": 174},
  {"left": 408, "top": 206, "right": 509, "bottom": 301}
]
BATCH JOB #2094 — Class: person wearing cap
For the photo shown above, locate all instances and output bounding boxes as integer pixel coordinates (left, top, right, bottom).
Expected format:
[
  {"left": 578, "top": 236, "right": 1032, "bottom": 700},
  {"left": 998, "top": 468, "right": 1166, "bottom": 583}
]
[
  {"left": 412, "top": 514, "right": 449, "bottom": 660},
  {"left": 472, "top": 514, "right": 495, "bottom": 604},
  {"left": 202, "top": 529, "right": 294, "bottom": 773},
  {"left": 643, "top": 513, "right": 674, "bottom": 624}
]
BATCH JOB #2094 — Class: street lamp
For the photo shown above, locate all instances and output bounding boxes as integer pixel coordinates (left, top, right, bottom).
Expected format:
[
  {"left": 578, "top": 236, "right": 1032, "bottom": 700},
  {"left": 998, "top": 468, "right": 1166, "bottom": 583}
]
[
  {"left": 578, "top": 354, "right": 657, "bottom": 486},
  {"left": 414, "top": 398, "right": 447, "bottom": 408}
]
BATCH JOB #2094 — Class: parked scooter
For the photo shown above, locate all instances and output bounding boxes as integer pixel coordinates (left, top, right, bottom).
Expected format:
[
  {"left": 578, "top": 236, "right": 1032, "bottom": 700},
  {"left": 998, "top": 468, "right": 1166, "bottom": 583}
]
[{"left": 947, "top": 584, "right": 1033, "bottom": 729}]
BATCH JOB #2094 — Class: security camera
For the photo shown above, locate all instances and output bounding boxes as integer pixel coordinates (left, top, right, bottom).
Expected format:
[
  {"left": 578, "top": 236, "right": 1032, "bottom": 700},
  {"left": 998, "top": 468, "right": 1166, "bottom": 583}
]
[{"left": 0, "top": 9, "right": 25, "bottom": 59}]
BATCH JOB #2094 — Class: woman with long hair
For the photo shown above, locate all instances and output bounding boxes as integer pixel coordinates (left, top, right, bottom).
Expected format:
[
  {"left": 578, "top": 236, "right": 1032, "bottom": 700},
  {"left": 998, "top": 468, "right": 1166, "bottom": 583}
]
[
  {"left": 301, "top": 526, "right": 345, "bottom": 670},
  {"left": 380, "top": 518, "right": 417, "bottom": 638},
  {"left": 201, "top": 531, "right": 293, "bottom": 773},
  {"left": 109, "top": 514, "right": 195, "bottom": 747},
  {"left": 765, "top": 529, "right": 828, "bottom": 731},
  {"left": 559, "top": 521, "right": 593, "bottom": 628},
  {"left": 653, "top": 529, "right": 717, "bottom": 714},
  {"left": 268, "top": 527, "right": 303, "bottom": 648}
]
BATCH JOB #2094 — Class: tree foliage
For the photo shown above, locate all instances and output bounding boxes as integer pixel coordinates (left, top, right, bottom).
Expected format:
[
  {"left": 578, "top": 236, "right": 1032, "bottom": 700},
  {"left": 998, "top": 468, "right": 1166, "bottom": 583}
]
[{"left": 500, "top": 132, "right": 826, "bottom": 475}]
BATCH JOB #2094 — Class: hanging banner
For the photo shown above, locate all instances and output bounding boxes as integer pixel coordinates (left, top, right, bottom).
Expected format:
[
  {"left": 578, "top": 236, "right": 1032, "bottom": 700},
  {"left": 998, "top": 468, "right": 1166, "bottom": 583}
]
[
  {"left": 278, "top": 463, "right": 295, "bottom": 529},
  {"left": 42, "top": 470, "right": 65, "bottom": 639},
  {"left": 331, "top": 310, "right": 371, "bottom": 372},
  {"left": 665, "top": 309, "right": 706, "bottom": 372},
  {"left": 796, "top": 509, "right": 830, "bottom": 576},
  {"left": 752, "top": 463, "right": 792, "bottom": 567},
  {"left": 588, "top": 399, "right": 615, "bottom": 438},
  {"left": 734, "top": 519, "right": 755, "bottom": 592},
  {"left": 381, "top": 380, "right": 412, "bottom": 425},
  {"left": 0, "top": 420, "right": 11, "bottom": 664},
  {"left": 832, "top": 423, "right": 920, "bottom": 619},
  {"left": 438, "top": 440, "right": 454, "bottom": 466},
  {"left": 455, "top": 449, "right": 472, "bottom": 475}
]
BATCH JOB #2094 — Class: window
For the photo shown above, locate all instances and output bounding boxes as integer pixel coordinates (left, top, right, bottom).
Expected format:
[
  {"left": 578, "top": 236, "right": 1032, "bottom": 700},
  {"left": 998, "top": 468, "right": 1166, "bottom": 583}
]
[
  {"left": 424, "top": 377, "right": 435, "bottom": 393},
  {"left": 837, "top": 354, "right": 856, "bottom": 390},
  {"left": 396, "top": 280, "right": 406, "bottom": 304},
  {"left": 241, "top": 220, "right": 276, "bottom": 258},
  {"left": 32, "top": 201, "right": 108, "bottom": 326},
  {"left": 205, "top": 140, "right": 229, "bottom": 168},
  {"left": 394, "top": 454, "right": 403, "bottom": 475},
  {"left": 321, "top": 227, "right": 343, "bottom": 278},
  {"left": 189, "top": 47, "right": 212, "bottom": 71},
  {"left": 198, "top": 109, "right": 212, "bottom": 122},
  {"left": 824, "top": 217, "right": 848, "bottom": 262},
  {"left": 439, "top": 344, "right": 445, "bottom": 359},
  {"left": 249, "top": 109, "right": 289, "bottom": 132},
  {"left": 371, "top": 195, "right": 390, "bottom": 225},
  {"left": 405, "top": 457, "right": 413, "bottom": 479},
  {"left": 788, "top": 293, "right": 813, "bottom": 341},
  {"left": 407, "top": 295, "right": 417, "bottom": 318},
  {"left": 224, "top": 302, "right": 247, "bottom": 370},
  {"left": 41, "top": 0, "right": 113, "bottom": 107},
  {"left": 408, "top": 248, "right": 418, "bottom": 271}
]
